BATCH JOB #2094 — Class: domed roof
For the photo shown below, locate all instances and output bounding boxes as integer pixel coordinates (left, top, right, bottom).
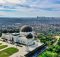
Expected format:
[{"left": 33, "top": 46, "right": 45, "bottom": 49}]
[
  {"left": 26, "top": 33, "right": 33, "bottom": 39},
  {"left": 21, "top": 25, "right": 32, "bottom": 32}
]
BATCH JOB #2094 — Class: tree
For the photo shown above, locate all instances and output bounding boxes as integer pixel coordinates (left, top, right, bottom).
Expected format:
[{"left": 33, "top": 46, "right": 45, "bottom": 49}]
[
  {"left": 0, "top": 32, "right": 2, "bottom": 37},
  {"left": 57, "top": 38, "right": 60, "bottom": 46},
  {"left": 38, "top": 33, "right": 56, "bottom": 46},
  {"left": 40, "top": 51, "right": 58, "bottom": 57},
  {"left": 54, "top": 45, "right": 60, "bottom": 53}
]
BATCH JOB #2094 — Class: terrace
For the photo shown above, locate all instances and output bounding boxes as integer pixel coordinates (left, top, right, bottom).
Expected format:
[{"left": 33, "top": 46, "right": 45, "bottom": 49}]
[
  {"left": 0, "top": 37, "right": 43, "bottom": 57},
  {"left": 0, "top": 40, "right": 20, "bottom": 57},
  {"left": 0, "top": 39, "right": 28, "bottom": 57}
]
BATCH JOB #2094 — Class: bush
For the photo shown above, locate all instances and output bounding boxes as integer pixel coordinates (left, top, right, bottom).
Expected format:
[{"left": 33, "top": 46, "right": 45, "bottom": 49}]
[
  {"left": 38, "top": 33, "right": 56, "bottom": 46},
  {"left": 39, "top": 51, "right": 58, "bottom": 57},
  {"left": 57, "top": 38, "right": 60, "bottom": 46}
]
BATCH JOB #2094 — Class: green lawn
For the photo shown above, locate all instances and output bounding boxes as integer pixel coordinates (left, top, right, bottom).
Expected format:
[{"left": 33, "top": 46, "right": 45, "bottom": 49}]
[
  {"left": 0, "top": 43, "right": 2, "bottom": 45},
  {"left": 0, "top": 45, "right": 8, "bottom": 49},
  {"left": 0, "top": 47, "right": 19, "bottom": 57}
]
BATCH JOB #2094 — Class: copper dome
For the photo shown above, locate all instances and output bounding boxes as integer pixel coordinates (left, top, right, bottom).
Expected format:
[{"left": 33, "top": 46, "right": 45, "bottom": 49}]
[
  {"left": 21, "top": 25, "right": 32, "bottom": 32},
  {"left": 26, "top": 33, "right": 33, "bottom": 39}
]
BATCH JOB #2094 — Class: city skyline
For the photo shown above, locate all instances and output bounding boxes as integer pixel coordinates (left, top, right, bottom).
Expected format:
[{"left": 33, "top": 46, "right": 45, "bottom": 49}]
[{"left": 0, "top": 0, "right": 60, "bottom": 17}]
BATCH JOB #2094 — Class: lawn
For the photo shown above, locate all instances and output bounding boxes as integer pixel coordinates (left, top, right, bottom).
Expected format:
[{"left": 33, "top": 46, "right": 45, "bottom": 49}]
[
  {"left": 0, "top": 45, "right": 8, "bottom": 49},
  {"left": 0, "top": 47, "right": 19, "bottom": 57},
  {"left": 0, "top": 43, "right": 2, "bottom": 45}
]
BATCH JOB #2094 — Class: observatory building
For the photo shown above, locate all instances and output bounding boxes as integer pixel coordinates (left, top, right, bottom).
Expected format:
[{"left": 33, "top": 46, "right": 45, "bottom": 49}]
[
  {"left": 20, "top": 25, "right": 35, "bottom": 46},
  {"left": 2, "top": 25, "right": 42, "bottom": 51}
]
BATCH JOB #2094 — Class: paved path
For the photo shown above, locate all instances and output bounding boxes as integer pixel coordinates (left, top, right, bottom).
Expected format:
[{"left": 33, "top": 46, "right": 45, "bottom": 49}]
[
  {"left": 32, "top": 46, "right": 47, "bottom": 57},
  {"left": 53, "top": 36, "right": 60, "bottom": 45},
  {"left": 25, "top": 44, "right": 47, "bottom": 57},
  {"left": 0, "top": 41, "right": 27, "bottom": 57}
]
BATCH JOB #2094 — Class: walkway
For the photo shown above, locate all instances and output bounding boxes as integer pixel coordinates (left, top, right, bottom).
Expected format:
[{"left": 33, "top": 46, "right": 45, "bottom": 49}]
[
  {"left": 53, "top": 36, "right": 60, "bottom": 45},
  {"left": 0, "top": 41, "right": 28, "bottom": 57}
]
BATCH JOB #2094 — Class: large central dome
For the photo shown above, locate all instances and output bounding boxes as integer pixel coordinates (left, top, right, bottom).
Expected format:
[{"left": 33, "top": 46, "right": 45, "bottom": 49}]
[{"left": 21, "top": 25, "right": 32, "bottom": 32}]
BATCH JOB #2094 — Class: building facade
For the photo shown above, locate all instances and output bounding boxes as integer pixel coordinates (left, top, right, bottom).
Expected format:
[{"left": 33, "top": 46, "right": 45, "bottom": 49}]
[{"left": 1, "top": 25, "right": 43, "bottom": 51}]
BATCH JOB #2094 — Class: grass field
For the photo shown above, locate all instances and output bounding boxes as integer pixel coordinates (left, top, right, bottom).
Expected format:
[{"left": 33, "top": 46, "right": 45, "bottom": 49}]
[
  {"left": 0, "top": 47, "right": 19, "bottom": 57},
  {"left": 0, "top": 45, "right": 8, "bottom": 49},
  {"left": 0, "top": 43, "right": 2, "bottom": 45}
]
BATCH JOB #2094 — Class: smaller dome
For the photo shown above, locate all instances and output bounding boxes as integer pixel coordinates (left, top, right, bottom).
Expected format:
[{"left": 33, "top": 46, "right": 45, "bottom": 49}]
[
  {"left": 26, "top": 33, "right": 33, "bottom": 39},
  {"left": 21, "top": 25, "right": 32, "bottom": 32}
]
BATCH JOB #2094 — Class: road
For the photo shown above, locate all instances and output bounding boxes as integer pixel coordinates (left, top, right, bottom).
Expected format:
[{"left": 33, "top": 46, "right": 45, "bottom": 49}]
[
  {"left": 32, "top": 46, "right": 47, "bottom": 57},
  {"left": 25, "top": 44, "right": 47, "bottom": 57}
]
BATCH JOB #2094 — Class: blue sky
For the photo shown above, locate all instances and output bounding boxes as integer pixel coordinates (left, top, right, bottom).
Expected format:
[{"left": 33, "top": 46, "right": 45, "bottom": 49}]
[{"left": 0, "top": 0, "right": 60, "bottom": 17}]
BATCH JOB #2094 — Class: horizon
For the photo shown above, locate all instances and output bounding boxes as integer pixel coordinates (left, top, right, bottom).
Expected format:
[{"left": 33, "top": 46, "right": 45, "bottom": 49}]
[{"left": 0, "top": 16, "right": 60, "bottom": 18}]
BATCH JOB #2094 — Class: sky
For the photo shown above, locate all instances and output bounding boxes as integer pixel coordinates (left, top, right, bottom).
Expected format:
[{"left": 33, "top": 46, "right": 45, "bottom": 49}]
[{"left": 0, "top": 0, "right": 60, "bottom": 17}]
